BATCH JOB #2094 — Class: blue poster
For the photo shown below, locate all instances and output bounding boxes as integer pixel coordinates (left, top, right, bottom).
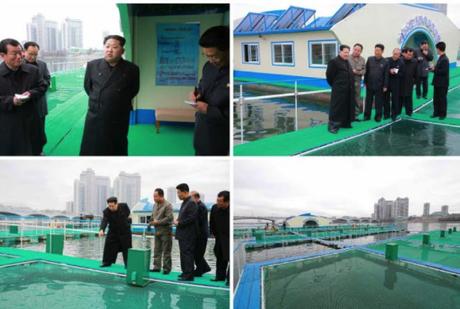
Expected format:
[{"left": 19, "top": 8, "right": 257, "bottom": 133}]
[{"left": 156, "top": 23, "right": 200, "bottom": 86}]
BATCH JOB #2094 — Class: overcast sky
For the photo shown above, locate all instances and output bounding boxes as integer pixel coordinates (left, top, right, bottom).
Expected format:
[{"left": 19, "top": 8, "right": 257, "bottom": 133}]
[
  {"left": 232, "top": 1, "right": 460, "bottom": 28},
  {"left": 0, "top": 158, "right": 229, "bottom": 211},
  {"left": 235, "top": 158, "right": 460, "bottom": 218},
  {"left": 0, "top": 0, "right": 120, "bottom": 49}
]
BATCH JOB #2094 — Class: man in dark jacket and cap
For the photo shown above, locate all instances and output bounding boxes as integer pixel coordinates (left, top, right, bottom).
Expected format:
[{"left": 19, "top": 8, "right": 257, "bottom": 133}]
[
  {"left": 80, "top": 35, "right": 139, "bottom": 156},
  {"left": 326, "top": 44, "right": 355, "bottom": 134},
  {"left": 210, "top": 190, "right": 230, "bottom": 284},
  {"left": 189, "top": 26, "right": 229, "bottom": 156},
  {"left": 23, "top": 41, "right": 50, "bottom": 155},
  {"left": 415, "top": 41, "right": 434, "bottom": 99},
  {"left": 191, "top": 191, "right": 211, "bottom": 277},
  {"left": 175, "top": 183, "right": 198, "bottom": 281},
  {"left": 99, "top": 196, "right": 132, "bottom": 267},
  {"left": 0, "top": 38, "right": 47, "bottom": 155}
]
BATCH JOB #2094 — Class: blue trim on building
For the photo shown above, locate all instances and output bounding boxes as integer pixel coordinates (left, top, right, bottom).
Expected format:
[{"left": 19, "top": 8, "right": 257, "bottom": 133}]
[
  {"left": 403, "top": 3, "right": 443, "bottom": 12},
  {"left": 130, "top": 109, "right": 155, "bottom": 125},
  {"left": 271, "top": 41, "right": 295, "bottom": 67},
  {"left": 449, "top": 62, "right": 457, "bottom": 68},
  {"left": 241, "top": 42, "right": 260, "bottom": 65},
  {"left": 234, "top": 26, "right": 332, "bottom": 36},
  {"left": 307, "top": 39, "right": 338, "bottom": 69},
  {"left": 234, "top": 70, "right": 330, "bottom": 88}
]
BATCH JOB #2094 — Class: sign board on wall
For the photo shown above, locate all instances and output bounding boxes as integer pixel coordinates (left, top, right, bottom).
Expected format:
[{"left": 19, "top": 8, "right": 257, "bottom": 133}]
[{"left": 156, "top": 23, "right": 200, "bottom": 86}]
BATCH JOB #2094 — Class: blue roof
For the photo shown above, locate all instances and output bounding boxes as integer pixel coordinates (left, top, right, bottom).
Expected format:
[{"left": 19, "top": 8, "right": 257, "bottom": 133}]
[
  {"left": 305, "top": 16, "right": 332, "bottom": 29},
  {"left": 234, "top": 4, "right": 365, "bottom": 36}
]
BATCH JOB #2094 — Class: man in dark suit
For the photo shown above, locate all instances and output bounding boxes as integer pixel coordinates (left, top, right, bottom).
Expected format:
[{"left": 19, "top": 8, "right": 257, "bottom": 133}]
[
  {"left": 80, "top": 35, "right": 140, "bottom": 156},
  {"left": 415, "top": 41, "right": 434, "bottom": 100},
  {"left": 431, "top": 41, "right": 449, "bottom": 120},
  {"left": 189, "top": 26, "right": 229, "bottom": 156},
  {"left": 210, "top": 190, "right": 230, "bottom": 284},
  {"left": 0, "top": 38, "right": 47, "bottom": 155},
  {"left": 174, "top": 183, "right": 198, "bottom": 281},
  {"left": 23, "top": 42, "right": 51, "bottom": 155},
  {"left": 99, "top": 196, "right": 132, "bottom": 267},
  {"left": 326, "top": 44, "right": 355, "bottom": 133},
  {"left": 191, "top": 191, "right": 211, "bottom": 277}
]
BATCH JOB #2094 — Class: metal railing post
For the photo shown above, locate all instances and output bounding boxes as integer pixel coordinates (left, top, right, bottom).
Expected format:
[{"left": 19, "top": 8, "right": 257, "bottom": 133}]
[
  {"left": 239, "top": 84, "right": 244, "bottom": 143},
  {"left": 295, "top": 81, "right": 299, "bottom": 131}
]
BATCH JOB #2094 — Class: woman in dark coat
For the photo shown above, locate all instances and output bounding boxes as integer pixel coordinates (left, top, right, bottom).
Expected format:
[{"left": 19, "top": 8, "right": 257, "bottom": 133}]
[{"left": 326, "top": 44, "right": 355, "bottom": 133}]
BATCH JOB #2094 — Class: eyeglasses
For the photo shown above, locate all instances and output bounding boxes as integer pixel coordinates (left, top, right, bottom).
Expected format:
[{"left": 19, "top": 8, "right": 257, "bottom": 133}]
[{"left": 6, "top": 52, "right": 22, "bottom": 57}]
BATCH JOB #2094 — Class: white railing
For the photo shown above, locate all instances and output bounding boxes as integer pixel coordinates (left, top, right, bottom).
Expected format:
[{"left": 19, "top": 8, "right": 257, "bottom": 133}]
[{"left": 233, "top": 81, "right": 332, "bottom": 143}]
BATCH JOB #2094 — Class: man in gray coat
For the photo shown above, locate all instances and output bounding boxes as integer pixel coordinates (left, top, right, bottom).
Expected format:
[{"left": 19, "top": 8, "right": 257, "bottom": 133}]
[
  {"left": 348, "top": 43, "right": 366, "bottom": 119},
  {"left": 150, "top": 188, "right": 173, "bottom": 274},
  {"left": 23, "top": 42, "right": 50, "bottom": 155}
]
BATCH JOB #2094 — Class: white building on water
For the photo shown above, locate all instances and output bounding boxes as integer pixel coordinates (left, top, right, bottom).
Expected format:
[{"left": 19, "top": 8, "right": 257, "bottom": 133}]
[{"left": 234, "top": 4, "right": 460, "bottom": 88}]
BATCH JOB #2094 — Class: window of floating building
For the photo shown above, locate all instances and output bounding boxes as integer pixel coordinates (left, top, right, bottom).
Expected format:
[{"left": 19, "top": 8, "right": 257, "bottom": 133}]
[
  {"left": 272, "top": 42, "right": 295, "bottom": 66},
  {"left": 242, "top": 43, "right": 260, "bottom": 64},
  {"left": 309, "top": 40, "right": 338, "bottom": 67}
]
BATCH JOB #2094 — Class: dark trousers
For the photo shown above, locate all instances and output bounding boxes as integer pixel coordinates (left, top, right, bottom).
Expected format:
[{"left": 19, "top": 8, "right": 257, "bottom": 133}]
[
  {"left": 433, "top": 86, "right": 448, "bottom": 117},
  {"left": 364, "top": 88, "right": 385, "bottom": 120},
  {"left": 416, "top": 76, "right": 428, "bottom": 98},
  {"left": 31, "top": 116, "right": 47, "bottom": 155},
  {"left": 400, "top": 95, "right": 413, "bottom": 116},
  {"left": 178, "top": 237, "right": 196, "bottom": 278},
  {"left": 214, "top": 240, "right": 229, "bottom": 280},
  {"left": 103, "top": 236, "right": 130, "bottom": 267},
  {"left": 194, "top": 237, "right": 210, "bottom": 275},
  {"left": 386, "top": 85, "right": 400, "bottom": 118}
]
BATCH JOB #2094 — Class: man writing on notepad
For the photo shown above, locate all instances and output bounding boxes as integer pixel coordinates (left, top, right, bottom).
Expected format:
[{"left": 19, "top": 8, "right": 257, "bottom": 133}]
[
  {"left": 189, "top": 26, "right": 230, "bottom": 156},
  {"left": 0, "top": 38, "right": 47, "bottom": 155}
]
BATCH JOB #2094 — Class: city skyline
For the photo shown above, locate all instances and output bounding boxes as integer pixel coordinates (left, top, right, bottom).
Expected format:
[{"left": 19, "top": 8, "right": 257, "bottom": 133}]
[
  {"left": 0, "top": 159, "right": 229, "bottom": 212},
  {"left": 0, "top": 2, "right": 120, "bottom": 49},
  {"left": 235, "top": 158, "right": 460, "bottom": 217}
]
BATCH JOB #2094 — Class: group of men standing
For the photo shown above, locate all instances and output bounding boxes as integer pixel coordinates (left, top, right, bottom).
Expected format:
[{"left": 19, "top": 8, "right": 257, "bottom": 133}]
[
  {"left": 327, "top": 40, "right": 450, "bottom": 133},
  {"left": 0, "top": 39, "right": 50, "bottom": 155},
  {"left": 1, "top": 25, "right": 229, "bottom": 156},
  {"left": 98, "top": 185, "right": 230, "bottom": 285}
]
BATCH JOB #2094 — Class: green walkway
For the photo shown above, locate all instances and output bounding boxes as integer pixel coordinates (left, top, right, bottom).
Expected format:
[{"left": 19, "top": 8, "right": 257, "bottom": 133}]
[
  {"left": 0, "top": 246, "right": 228, "bottom": 289},
  {"left": 43, "top": 70, "right": 194, "bottom": 156},
  {"left": 234, "top": 67, "right": 460, "bottom": 156}
]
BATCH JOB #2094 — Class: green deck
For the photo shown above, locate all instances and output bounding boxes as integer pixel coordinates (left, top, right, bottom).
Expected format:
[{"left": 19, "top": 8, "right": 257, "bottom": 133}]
[
  {"left": 234, "top": 68, "right": 460, "bottom": 156},
  {"left": 0, "top": 246, "right": 228, "bottom": 289},
  {"left": 367, "top": 229, "right": 460, "bottom": 270},
  {"left": 43, "top": 70, "right": 194, "bottom": 156}
]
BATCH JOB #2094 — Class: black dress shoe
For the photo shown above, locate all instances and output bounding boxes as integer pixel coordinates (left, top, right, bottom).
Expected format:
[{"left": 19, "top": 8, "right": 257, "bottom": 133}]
[
  {"left": 211, "top": 277, "right": 226, "bottom": 282},
  {"left": 150, "top": 268, "right": 161, "bottom": 272},
  {"left": 375, "top": 117, "right": 381, "bottom": 122},
  {"left": 430, "top": 114, "right": 437, "bottom": 118},
  {"left": 100, "top": 263, "right": 111, "bottom": 267},
  {"left": 178, "top": 276, "right": 194, "bottom": 281},
  {"left": 363, "top": 116, "right": 370, "bottom": 121},
  {"left": 328, "top": 127, "right": 338, "bottom": 134},
  {"left": 353, "top": 118, "right": 361, "bottom": 122},
  {"left": 163, "top": 270, "right": 171, "bottom": 275},
  {"left": 440, "top": 116, "right": 446, "bottom": 120},
  {"left": 423, "top": 96, "right": 428, "bottom": 99},
  {"left": 391, "top": 116, "right": 397, "bottom": 121}
]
